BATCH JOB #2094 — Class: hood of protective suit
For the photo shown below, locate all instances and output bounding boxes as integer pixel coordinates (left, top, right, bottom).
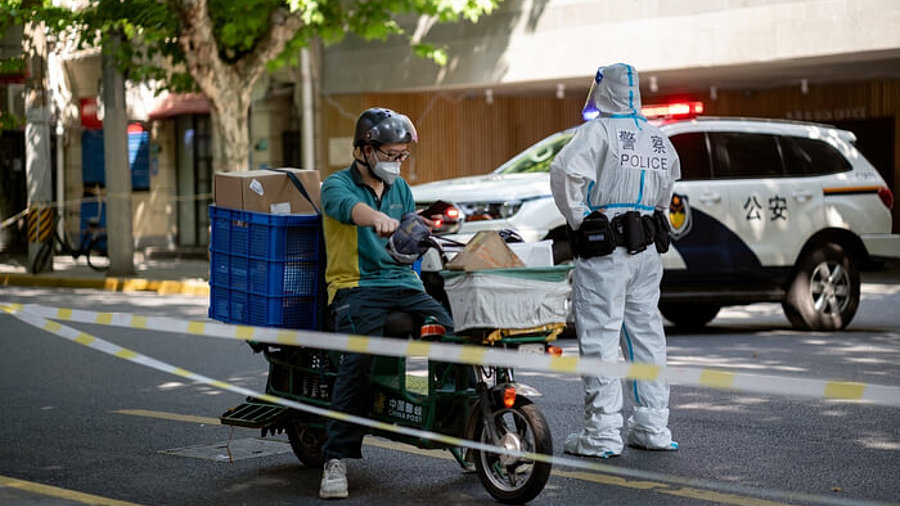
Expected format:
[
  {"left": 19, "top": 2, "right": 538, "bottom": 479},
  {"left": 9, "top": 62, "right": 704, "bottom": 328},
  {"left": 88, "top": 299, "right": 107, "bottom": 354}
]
[{"left": 582, "top": 63, "right": 643, "bottom": 119}]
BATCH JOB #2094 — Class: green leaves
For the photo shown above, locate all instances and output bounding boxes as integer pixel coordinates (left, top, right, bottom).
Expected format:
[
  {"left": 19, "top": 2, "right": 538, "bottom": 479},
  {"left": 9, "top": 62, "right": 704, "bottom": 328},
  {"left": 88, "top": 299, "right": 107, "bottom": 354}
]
[
  {"left": 413, "top": 43, "right": 447, "bottom": 66},
  {"left": 210, "top": 0, "right": 285, "bottom": 62},
  {"left": 3, "top": 0, "right": 502, "bottom": 96},
  {"left": 0, "top": 112, "right": 24, "bottom": 130},
  {"left": 0, "top": 55, "right": 24, "bottom": 75}
]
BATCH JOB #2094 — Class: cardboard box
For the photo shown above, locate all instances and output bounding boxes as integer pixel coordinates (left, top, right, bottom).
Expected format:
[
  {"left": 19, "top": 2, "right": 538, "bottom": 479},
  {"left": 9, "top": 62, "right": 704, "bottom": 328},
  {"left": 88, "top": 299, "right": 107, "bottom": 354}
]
[
  {"left": 215, "top": 168, "right": 321, "bottom": 214},
  {"left": 445, "top": 231, "right": 526, "bottom": 271}
]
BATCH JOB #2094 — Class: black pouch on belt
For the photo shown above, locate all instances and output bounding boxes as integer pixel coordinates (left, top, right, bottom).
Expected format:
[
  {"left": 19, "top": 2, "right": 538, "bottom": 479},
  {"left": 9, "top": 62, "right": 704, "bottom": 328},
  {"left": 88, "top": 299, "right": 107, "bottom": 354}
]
[
  {"left": 652, "top": 209, "right": 671, "bottom": 253},
  {"left": 620, "top": 210, "right": 647, "bottom": 254},
  {"left": 571, "top": 210, "right": 615, "bottom": 258}
]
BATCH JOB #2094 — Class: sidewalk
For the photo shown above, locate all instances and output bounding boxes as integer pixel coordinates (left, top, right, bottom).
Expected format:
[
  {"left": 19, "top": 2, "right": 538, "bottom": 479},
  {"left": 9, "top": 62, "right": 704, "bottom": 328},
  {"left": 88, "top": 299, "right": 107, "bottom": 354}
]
[
  {"left": 0, "top": 249, "right": 896, "bottom": 297},
  {"left": 0, "top": 251, "right": 210, "bottom": 297}
]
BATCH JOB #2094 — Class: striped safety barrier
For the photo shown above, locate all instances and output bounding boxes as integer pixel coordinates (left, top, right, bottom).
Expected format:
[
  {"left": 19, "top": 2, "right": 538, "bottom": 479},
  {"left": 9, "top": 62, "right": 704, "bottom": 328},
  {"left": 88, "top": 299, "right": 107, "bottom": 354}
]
[
  {"left": 4, "top": 302, "right": 899, "bottom": 408},
  {"left": 1, "top": 302, "right": 889, "bottom": 506}
]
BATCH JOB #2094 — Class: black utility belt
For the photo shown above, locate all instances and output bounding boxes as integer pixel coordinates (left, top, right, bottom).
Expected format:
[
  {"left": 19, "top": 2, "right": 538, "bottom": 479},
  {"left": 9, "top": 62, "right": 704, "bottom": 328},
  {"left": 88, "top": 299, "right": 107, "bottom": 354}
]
[{"left": 568, "top": 210, "right": 671, "bottom": 259}]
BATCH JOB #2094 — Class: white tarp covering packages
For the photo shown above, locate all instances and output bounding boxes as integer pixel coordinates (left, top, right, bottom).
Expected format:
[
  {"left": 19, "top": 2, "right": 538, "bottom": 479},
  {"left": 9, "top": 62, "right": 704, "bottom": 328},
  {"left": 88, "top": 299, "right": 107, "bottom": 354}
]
[{"left": 441, "top": 266, "right": 572, "bottom": 332}]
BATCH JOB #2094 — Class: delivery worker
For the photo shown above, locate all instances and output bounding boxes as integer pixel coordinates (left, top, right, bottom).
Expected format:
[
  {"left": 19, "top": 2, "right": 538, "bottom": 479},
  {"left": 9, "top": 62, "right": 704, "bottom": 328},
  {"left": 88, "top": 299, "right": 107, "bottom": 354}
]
[
  {"left": 549, "top": 63, "right": 681, "bottom": 458},
  {"left": 318, "top": 107, "right": 453, "bottom": 499}
]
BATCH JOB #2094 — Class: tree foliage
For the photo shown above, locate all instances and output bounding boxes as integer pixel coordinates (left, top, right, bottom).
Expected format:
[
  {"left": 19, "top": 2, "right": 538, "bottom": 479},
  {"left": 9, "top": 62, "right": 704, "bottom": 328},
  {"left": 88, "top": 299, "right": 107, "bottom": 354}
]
[
  {"left": 0, "top": 0, "right": 501, "bottom": 172},
  {"left": 2, "top": 0, "right": 499, "bottom": 93}
]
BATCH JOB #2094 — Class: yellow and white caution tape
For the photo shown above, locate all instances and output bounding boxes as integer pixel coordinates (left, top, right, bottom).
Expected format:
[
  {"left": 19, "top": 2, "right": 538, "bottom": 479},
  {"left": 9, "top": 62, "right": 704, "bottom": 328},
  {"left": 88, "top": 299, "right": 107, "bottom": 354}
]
[
  {"left": 1, "top": 193, "right": 214, "bottom": 230},
  {"left": 6, "top": 302, "right": 900, "bottom": 408},
  {"left": 0, "top": 208, "right": 28, "bottom": 230},
  {"left": 1, "top": 304, "right": 888, "bottom": 506}
]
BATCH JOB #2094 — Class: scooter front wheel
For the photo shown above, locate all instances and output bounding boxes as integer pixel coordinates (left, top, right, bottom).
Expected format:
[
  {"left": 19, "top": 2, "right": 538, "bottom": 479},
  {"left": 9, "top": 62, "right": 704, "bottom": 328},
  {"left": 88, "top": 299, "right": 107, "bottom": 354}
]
[
  {"left": 473, "top": 401, "right": 552, "bottom": 504},
  {"left": 286, "top": 422, "right": 326, "bottom": 468}
]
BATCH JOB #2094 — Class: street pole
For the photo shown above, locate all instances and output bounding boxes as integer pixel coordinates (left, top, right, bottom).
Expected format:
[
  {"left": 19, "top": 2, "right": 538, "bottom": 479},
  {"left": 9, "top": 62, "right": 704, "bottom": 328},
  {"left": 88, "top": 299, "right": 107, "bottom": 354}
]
[
  {"left": 24, "top": 12, "right": 53, "bottom": 274},
  {"left": 300, "top": 48, "right": 315, "bottom": 172},
  {"left": 102, "top": 32, "right": 135, "bottom": 276}
]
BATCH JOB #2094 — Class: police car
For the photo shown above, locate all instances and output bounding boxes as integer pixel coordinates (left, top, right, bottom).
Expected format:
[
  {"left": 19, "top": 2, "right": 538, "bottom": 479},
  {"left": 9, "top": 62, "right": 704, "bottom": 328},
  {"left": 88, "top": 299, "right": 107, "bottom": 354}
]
[{"left": 412, "top": 103, "right": 900, "bottom": 331}]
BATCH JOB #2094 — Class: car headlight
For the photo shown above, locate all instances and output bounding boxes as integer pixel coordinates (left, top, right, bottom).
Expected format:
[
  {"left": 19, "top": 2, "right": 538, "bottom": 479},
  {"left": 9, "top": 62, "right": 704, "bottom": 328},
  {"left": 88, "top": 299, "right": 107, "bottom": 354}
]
[{"left": 458, "top": 201, "right": 523, "bottom": 221}]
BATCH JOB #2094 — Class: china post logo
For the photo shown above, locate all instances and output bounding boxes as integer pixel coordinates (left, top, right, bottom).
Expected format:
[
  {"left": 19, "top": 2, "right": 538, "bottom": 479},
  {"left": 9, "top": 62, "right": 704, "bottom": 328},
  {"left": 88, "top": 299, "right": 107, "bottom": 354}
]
[{"left": 668, "top": 193, "right": 692, "bottom": 240}]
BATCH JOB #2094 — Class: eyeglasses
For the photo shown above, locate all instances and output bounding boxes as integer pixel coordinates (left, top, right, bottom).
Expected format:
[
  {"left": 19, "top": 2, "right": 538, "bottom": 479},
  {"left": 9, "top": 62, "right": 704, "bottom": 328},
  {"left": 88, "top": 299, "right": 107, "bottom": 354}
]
[{"left": 376, "top": 147, "right": 411, "bottom": 162}]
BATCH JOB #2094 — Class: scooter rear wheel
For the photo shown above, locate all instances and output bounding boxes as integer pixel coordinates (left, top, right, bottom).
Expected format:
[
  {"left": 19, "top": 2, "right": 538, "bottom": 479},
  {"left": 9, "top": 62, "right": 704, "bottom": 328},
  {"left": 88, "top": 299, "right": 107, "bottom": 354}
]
[{"left": 473, "top": 401, "right": 552, "bottom": 504}]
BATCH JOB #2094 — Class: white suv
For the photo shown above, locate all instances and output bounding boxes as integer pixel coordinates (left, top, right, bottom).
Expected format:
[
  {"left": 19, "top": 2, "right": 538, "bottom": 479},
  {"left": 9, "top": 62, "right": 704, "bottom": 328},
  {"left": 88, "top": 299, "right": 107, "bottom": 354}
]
[{"left": 412, "top": 116, "right": 899, "bottom": 331}]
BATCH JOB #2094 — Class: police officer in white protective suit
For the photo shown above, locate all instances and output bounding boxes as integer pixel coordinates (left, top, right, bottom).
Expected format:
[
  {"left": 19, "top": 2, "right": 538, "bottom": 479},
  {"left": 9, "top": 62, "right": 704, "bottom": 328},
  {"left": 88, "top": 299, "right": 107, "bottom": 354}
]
[{"left": 550, "top": 63, "right": 681, "bottom": 458}]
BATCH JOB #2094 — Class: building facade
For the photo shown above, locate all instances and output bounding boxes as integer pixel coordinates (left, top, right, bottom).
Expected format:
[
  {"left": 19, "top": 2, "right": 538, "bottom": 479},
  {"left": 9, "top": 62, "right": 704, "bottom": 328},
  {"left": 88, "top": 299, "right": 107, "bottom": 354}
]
[
  {"left": 1, "top": 0, "right": 898, "bottom": 254},
  {"left": 320, "top": 0, "right": 900, "bottom": 231}
]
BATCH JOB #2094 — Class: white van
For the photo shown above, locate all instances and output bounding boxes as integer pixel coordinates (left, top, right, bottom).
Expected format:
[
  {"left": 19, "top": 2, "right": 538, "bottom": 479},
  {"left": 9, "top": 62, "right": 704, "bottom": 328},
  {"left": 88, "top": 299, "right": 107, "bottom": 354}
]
[{"left": 412, "top": 111, "right": 899, "bottom": 331}]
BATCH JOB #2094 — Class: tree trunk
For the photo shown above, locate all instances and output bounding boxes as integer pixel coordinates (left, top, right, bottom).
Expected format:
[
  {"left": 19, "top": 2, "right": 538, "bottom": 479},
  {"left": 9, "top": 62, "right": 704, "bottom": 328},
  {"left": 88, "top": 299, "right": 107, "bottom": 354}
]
[
  {"left": 208, "top": 85, "right": 252, "bottom": 173},
  {"left": 102, "top": 34, "right": 135, "bottom": 276},
  {"left": 174, "top": 0, "right": 302, "bottom": 173}
]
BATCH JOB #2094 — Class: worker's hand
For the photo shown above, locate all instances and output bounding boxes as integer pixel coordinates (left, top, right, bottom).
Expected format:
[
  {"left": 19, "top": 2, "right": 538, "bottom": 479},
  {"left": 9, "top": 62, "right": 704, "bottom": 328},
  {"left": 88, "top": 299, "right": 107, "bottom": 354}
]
[
  {"left": 373, "top": 213, "right": 399, "bottom": 237},
  {"left": 419, "top": 215, "right": 437, "bottom": 228}
]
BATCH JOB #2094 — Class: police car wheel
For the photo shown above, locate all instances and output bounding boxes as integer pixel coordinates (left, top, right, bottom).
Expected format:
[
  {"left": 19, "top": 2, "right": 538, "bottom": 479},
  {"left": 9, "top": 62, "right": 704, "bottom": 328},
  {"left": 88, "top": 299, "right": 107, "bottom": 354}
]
[
  {"left": 658, "top": 302, "right": 721, "bottom": 329},
  {"left": 783, "top": 242, "right": 860, "bottom": 331}
]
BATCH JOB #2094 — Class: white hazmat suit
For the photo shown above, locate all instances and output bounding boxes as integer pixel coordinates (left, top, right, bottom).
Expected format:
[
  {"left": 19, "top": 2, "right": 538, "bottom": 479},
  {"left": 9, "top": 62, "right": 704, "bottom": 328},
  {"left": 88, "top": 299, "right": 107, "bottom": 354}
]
[{"left": 550, "top": 63, "right": 681, "bottom": 457}]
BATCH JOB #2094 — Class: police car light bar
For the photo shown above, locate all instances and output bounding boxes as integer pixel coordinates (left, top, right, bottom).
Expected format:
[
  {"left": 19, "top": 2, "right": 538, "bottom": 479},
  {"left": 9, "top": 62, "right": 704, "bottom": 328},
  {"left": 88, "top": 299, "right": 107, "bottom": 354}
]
[{"left": 641, "top": 101, "right": 704, "bottom": 119}]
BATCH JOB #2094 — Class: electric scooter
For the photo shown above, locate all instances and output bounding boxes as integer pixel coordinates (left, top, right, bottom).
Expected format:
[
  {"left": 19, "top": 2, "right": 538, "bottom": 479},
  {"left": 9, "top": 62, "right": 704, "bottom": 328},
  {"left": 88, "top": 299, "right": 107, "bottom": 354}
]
[{"left": 220, "top": 228, "right": 559, "bottom": 504}]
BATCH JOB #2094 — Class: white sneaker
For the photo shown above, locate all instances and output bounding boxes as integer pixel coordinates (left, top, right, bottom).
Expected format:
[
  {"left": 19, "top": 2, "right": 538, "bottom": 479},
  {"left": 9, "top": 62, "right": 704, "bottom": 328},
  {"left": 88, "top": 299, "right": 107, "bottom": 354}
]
[{"left": 319, "top": 459, "right": 348, "bottom": 499}]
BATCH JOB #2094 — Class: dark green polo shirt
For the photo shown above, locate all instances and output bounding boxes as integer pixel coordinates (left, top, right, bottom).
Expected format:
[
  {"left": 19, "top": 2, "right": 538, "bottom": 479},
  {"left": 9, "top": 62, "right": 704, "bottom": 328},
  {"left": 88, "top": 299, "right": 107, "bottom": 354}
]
[{"left": 321, "top": 162, "right": 424, "bottom": 303}]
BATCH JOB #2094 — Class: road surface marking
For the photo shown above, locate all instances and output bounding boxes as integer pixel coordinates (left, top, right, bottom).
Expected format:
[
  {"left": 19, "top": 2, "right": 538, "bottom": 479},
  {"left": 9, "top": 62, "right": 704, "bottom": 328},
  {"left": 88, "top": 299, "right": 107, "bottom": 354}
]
[
  {"left": 4, "top": 306, "right": 881, "bottom": 506},
  {"left": 113, "top": 408, "right": 220, "bottom": 425},
  {"left": 0, "top": 474, "right": 142, "bottom": 505}
]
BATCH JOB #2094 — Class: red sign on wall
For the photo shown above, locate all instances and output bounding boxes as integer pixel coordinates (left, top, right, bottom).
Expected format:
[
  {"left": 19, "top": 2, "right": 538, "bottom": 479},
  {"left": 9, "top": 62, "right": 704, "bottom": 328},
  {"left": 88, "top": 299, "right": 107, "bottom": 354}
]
[{"left": 80, "top": 97, "right": 102, "bottom": 130}]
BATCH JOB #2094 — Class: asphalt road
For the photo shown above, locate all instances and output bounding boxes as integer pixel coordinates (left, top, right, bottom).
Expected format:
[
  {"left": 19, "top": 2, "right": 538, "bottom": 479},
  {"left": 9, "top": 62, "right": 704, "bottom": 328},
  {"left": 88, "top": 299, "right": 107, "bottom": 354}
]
[{"left": 0, "top": 281, "right": 898, "bottom": 506}]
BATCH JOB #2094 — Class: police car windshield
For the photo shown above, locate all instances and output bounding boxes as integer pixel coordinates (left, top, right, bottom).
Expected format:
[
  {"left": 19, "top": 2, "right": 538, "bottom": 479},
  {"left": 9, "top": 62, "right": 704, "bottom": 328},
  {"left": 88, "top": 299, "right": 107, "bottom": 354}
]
[{"left": 493, "top": 131, "right": 575, "bottom": 174}]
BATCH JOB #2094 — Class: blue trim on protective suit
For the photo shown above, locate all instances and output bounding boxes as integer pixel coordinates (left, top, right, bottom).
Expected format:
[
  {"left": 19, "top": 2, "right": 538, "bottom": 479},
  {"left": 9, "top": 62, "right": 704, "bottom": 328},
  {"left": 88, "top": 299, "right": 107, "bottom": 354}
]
[
  {"left": 612, "top": 65, "right": 646, "bottom": 128},
  {"left": 585, "top": 181, "right": 597, "bottom": 213},
  {"left": 625, "top": 65, "right": 635, "bottom": 111},
  {"left": 604, "top": 203, "right": 655, "bottom": 211},
  {"left": 622, "top": 324, "right": 642, "bottom": 406},
  {"left": 611, "top": 112, "right": 646, "bottom": 130},
  {"left": 636, "top": 170, "right": 646, "bottom": 206}
]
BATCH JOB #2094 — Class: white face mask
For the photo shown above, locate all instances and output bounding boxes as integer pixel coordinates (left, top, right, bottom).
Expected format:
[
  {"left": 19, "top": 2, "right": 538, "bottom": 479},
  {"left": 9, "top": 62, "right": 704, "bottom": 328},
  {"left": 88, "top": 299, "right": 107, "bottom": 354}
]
[{"left": 371, "top": 160, "right": 401, "bottom": 185}]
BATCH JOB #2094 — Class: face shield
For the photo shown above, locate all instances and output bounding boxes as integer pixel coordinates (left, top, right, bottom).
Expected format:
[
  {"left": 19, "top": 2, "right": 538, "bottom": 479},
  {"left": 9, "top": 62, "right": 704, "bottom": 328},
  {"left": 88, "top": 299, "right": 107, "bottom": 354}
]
[{"left": 581, "top": 67, "right": 604, "bottom": 121}]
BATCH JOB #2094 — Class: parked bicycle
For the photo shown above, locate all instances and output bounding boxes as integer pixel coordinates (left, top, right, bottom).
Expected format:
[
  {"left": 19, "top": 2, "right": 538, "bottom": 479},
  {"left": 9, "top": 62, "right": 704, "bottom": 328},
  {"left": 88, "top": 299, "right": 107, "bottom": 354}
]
[{"left": 31, "top": 213, "right": 109, "bottom": 273}]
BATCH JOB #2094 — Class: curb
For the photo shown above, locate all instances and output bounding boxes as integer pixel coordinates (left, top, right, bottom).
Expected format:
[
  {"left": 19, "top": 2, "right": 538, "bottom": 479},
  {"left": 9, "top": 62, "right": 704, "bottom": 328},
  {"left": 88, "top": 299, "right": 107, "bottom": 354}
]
[{"left": 0, "top": 273, "right": 209, "bottom": 297}]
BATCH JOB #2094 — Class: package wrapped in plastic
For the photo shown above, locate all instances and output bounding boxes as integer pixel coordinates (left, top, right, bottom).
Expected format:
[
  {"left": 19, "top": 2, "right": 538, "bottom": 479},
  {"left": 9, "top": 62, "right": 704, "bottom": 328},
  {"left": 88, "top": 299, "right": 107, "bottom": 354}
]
[{"left": 441, "top": 266, "right": 572, "bottom": 332}]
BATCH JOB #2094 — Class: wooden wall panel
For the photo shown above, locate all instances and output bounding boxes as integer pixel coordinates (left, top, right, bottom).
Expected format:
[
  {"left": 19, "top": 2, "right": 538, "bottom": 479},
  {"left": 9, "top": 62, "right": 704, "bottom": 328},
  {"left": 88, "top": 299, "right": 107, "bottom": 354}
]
[{"left": 321, "top": 90, "right": 586, "bottom": 182}]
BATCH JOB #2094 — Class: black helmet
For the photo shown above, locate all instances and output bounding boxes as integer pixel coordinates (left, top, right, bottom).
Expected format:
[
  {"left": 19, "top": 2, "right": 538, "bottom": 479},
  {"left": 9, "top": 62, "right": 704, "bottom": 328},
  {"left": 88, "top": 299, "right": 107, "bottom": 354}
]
[{"left": 354, "top": 107, "right": 418, "bottom": 148}]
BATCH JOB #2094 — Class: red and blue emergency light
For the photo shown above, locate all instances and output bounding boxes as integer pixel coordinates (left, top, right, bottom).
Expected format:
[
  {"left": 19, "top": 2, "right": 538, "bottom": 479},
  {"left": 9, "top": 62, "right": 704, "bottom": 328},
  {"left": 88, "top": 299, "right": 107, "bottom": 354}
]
[
  {"left": 642, "top": 101, "right": 704, "bottom": 119},
  {"left": 582, "top": 101, "right": 704, "bottom": 121}
]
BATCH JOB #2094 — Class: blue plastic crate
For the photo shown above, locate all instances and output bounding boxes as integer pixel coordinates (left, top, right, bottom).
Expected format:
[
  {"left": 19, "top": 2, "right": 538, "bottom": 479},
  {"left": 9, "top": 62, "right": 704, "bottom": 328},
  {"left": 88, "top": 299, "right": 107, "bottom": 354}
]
[{"left": 208, "top": 206, "right": 324, "bottom": 329}]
